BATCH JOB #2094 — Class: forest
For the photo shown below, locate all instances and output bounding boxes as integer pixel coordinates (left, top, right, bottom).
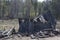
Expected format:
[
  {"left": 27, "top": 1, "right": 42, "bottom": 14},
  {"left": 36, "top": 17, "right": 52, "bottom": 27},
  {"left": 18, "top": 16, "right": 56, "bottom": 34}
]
[{"left": 0, "top": 0, "right": 60, "bottom": 20}]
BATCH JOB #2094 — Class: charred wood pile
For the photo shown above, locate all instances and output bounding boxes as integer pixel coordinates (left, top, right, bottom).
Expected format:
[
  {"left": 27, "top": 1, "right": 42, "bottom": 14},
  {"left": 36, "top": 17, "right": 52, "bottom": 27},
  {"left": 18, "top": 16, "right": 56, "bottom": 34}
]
[{"left": 18, "top": 13, "right": 60, "bottom": 39}]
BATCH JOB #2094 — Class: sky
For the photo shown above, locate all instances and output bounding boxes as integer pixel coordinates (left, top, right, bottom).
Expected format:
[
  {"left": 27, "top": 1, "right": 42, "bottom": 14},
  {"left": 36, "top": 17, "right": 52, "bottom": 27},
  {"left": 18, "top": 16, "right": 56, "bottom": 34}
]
[{"left": 38, "top": 0, "right": 45, "bottom": 2}]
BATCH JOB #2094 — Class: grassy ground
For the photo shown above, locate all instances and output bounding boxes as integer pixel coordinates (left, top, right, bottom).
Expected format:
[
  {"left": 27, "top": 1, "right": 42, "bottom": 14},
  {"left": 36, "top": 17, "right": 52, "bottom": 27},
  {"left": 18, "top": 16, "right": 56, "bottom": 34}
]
[
  {"left": 56, "top": 21, "right": 60, "bottom": 29},
  {"left": 0, "top": 19, "right": 19, "bottom": 32}
]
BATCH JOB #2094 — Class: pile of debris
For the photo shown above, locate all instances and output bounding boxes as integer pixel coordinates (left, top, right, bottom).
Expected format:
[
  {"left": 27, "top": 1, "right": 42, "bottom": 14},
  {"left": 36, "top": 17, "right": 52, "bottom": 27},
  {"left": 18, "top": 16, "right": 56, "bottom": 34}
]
[
  {"left": 0, "top": 27, "right": 16, "bottom": 38},
  {"left": 18, "top": 13, "right": 60, "bottom": 39}
]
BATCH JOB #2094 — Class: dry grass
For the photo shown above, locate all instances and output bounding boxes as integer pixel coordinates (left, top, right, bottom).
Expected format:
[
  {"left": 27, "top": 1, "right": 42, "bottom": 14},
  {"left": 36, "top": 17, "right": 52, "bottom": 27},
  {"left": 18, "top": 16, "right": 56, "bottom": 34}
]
[
  {"left": 56, "top": 21, "right": 60, "bottom": 29},
  {"left": 0, "top": 19, "right": 19, "bottom": 32}
]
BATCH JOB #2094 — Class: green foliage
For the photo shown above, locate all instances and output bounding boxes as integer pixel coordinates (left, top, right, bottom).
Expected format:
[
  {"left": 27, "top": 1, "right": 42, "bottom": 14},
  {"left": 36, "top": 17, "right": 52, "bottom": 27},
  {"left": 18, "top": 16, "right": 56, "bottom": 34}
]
[{"left": 0, "top": 0, "right": 10, "bottom": 18}]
